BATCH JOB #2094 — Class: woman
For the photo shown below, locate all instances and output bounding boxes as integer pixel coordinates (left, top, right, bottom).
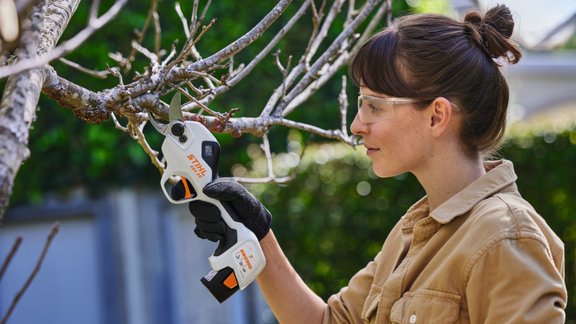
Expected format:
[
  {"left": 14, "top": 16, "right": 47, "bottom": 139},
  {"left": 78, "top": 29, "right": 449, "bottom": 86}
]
[{"left": 188, "top": 4, "right": 567, "bottom": 323}]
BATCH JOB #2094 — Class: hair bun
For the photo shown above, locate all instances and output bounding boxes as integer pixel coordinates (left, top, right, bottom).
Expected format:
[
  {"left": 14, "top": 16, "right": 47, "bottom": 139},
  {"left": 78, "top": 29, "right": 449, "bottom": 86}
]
[
  {"left": 464, "top": 4, "right": 521, "bottom": 64},
  {"left": 484, "top": 4, "right": 515, "bottom": 38}
]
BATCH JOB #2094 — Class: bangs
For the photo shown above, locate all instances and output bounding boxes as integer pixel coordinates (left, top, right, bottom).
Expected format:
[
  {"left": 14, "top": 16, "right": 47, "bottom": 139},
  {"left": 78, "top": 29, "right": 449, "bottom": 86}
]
[{"left": 350, "top": 29, "right": 415, "bottom": 97}]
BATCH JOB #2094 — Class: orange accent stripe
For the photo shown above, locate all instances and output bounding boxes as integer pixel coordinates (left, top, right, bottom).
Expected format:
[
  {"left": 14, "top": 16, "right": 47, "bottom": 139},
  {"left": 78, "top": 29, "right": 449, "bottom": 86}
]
[
  {"left": 223, "top": 272, "right": 238, "bottom": 289},
  {"left": 240, "top": 249, "right": 253, "bottom": 270},
  {"left": 181, "top": 177, "right": 193, "bottom": 199}
]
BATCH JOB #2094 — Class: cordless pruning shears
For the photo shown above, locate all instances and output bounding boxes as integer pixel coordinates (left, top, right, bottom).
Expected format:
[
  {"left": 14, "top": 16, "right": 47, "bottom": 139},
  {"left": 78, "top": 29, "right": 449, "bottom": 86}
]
[{"left": 149, "top": 93, "right": 266, "bottom": 303}]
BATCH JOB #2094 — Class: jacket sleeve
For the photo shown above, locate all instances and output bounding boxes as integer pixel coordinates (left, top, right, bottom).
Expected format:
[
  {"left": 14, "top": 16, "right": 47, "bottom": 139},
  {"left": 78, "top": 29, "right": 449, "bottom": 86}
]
[
  {"left": 322, "top": 252, "right": 379, "bottom": 324},
  {"left": 465, "top": 233, "right": 567, "bottom": 323}
]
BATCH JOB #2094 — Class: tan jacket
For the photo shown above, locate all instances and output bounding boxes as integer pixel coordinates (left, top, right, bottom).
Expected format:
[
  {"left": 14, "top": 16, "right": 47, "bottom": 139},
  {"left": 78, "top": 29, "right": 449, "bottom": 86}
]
[{"left": 324, "top": 160, "right": 567, "bottom": 323}]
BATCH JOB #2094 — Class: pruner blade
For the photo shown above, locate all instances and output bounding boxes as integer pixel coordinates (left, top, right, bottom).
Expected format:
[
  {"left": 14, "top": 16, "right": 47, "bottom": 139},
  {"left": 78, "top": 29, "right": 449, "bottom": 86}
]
[
  {"left": 169, "top": 92, "right": 183, "bottom": 122},
  {"left": 148, "top": 93, "right": 184, "bottom": 135},
  {"left": 148, "top": 110, "right": 169, "bottom": 135}
]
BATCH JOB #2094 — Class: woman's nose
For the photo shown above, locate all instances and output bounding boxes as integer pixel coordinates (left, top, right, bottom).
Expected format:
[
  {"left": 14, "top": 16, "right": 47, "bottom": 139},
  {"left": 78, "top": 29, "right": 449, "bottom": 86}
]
[{"left": 350, "top": 113, "right": 367, "bottom": 135}]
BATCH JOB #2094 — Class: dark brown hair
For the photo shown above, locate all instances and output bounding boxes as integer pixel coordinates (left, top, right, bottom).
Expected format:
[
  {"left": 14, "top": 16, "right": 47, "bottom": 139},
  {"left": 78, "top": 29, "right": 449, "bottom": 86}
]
[{"left": 350, "top": 5, "right": 521, "bottom": 157}]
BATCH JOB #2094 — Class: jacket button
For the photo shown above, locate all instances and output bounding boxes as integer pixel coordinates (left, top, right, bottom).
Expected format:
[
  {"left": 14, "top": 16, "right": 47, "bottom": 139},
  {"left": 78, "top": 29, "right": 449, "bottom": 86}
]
[{"left": 409, "top": 314, "right": 417, "bottom": 323}]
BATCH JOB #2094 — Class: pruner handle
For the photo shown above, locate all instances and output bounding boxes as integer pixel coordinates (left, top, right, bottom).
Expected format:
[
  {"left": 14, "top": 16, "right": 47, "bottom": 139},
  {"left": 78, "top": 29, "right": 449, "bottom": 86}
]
[{"left": 191, "top": 194, "right": 265, "bottom": 303}]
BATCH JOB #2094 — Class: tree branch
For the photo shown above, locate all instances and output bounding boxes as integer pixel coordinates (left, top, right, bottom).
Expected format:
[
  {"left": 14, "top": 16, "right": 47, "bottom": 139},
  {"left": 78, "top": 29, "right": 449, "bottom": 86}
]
[
  {"left": 0, "top": 0, "right": 50, "bottom": 219},
  {"left": 0, "top": 236, "right": 22, "bottom": 282},
  {"left": 275, "top": 0, "right": 382, "bottom": 116}
]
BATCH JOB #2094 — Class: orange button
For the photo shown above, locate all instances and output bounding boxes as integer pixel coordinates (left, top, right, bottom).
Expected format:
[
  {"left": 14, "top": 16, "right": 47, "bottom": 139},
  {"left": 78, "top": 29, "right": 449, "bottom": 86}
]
[{"left": 223, "top": 272, "right": 238, "bottom": 289}]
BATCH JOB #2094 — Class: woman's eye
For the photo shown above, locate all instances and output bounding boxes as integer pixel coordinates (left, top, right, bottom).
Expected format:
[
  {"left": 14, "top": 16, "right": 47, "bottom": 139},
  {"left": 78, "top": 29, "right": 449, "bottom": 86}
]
[{"left": 368, "top": 103, "right": 381, "bottom": 113}]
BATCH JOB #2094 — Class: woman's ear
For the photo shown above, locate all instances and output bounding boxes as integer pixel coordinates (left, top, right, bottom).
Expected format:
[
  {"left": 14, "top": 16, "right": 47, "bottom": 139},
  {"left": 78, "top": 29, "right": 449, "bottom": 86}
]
[{"left": 429, "top": 97, "right": 455, "bottom": 137}]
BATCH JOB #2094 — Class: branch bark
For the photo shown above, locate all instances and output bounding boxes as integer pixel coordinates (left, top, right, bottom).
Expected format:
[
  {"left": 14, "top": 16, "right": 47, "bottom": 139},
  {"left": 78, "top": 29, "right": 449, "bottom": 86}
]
[{"left": 0, "top": 0, "right": 80, "bottom": 219}]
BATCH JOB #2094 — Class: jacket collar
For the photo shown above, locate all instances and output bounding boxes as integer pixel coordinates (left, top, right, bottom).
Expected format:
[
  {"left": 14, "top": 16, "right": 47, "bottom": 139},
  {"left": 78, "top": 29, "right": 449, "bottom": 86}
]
[{"left": 429, "top": 159, "right": 518, "bottom": 224}]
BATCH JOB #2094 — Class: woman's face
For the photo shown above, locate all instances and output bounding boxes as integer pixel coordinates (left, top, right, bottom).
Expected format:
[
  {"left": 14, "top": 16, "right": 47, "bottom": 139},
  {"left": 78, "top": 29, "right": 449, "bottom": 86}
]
[{"left": 350, "top": 87, "right": 433, "bottom": 178}]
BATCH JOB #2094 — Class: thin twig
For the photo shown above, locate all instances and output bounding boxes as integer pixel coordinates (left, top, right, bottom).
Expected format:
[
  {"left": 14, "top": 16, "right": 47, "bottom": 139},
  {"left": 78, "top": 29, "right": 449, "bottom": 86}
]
[
  {"left": 176, "top": 86, "right": 221, "bottom": 116},
  {"left": 153, "top": 11, "right": 161, "bottom": 56},
  {"left": 0, "top": 0, "right": 129, "bottom": 79},
  {"left": 233, "top": 134, "right": 294, "bottom": 184},
  {"left": 189, "top": 0, "right": 201, "bottom": 38},
  {"left": 89, "top": 0, "right": 102, "bottom": 23},
  {"left": 262, "top": 133, "right": 275, "bottom": 179},
  {"left": 175, "top": 2, "right": 190, "bottom": 38},
  {"left": 1, "top": 223, "right": 60, "bottom": 324},
  {"left": 110, "top": 112, "right": 128, "bottom": 132},
  {"left": 351, "top": 0, "right": 388, "bottom": 55},
  {"left": 275, "top": 0, "right": 381, "bottom": 116},
  {"left": 234, "top": 174, "right": 293, "bottom": 184},
  {"left": 126, "top": 0, "right": 158, "bottom": 70},
  {"left": 128, "top": 120, "right": 164, "bottom": 173},
  {"left": 337, "top": 75, "right": 349, "bottom": 138},
  {"left": 204, "top": 0, "right": 312, "bottom": 117},
  {"left": 175, "top": 1, "right": 216, "bottom": 89},
  {"left": 131, "top": 40, "right": 158, "bottom": 64},
  {"left": 58, "top": 58, "right": 110, "bottom": 79},
  {"left": 0, "top": 237, "right": 23, "bottom": 282}
]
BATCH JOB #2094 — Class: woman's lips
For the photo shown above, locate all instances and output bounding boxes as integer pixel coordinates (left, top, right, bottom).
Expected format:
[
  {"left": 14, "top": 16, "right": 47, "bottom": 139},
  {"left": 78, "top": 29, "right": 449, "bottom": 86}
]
[{"left": 365, "top": 146, "right": 379, "bottom": 155}]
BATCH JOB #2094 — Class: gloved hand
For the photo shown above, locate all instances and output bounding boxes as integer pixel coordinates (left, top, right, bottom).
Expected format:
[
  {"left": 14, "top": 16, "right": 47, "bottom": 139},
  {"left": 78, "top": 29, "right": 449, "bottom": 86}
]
[{"left": 172, "top": 178, "right": 272, "bottom": 242}]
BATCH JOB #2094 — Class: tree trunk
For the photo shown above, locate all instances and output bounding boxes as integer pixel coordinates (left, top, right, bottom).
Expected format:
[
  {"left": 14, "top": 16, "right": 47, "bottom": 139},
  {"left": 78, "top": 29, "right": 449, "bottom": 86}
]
[{"left": 0, "top": 0, "right": 80, "bottom": 219}]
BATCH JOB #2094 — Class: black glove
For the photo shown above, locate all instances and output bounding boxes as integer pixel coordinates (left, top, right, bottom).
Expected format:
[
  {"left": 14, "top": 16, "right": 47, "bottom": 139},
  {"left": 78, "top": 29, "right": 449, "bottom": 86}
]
[{"left": 172, "top": 178, "right": 272, "bottom": 242}]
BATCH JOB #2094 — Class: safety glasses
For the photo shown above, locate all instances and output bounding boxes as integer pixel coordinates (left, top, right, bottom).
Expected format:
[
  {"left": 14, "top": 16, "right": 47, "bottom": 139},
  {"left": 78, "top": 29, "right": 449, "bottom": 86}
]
[{"left": 356, "top": 94, "right": 419, "bottom": 123}]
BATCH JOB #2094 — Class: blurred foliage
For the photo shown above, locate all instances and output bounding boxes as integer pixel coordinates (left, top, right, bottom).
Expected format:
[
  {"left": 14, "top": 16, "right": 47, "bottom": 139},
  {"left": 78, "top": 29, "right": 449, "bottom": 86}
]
[{"left": 249, "top": 127, "right": 576, "bottom": 321}]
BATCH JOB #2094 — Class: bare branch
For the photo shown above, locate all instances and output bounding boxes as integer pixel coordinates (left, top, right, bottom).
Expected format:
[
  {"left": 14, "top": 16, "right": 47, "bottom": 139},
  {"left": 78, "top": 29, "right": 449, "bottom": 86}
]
[
  {"left": 0, "top": 0, "right": 49, "bottom": 219},
  {"left": 165, "top": 17, "right": 217, "bottom": 74},
  {"left": 88, "top": 0, "right": 101, "bottom": 23},
  {"left": 203, "top": 0, "right": 313, "bottom": 115},
  {"left": 258, "top": 0, "right": 382, "bottom": 120},
  {"left": 262, "top": 133, "right": 275, "bottom": 180},
  {"left": 386, "top": 0, "right": 393, "bottom": 26},
  {"left": 233, "top": 132, "right": 293, "bottom": 184},
  {"left": 117, "top": 0, "right": 293, "bottom": 105},
  {"left": 306, "top": 0, "right": 345, "bottom": 65},
  {"left": 42, "top": 66, "right": 110, "bottom": 123},
  {"left": 171, "top": 0, "right": 292, "bottom": 81},
  {"left": 189, "top": 0, "right": 201, "bottom": 37},
  {"left": 1, "top": 223, "right": 59, "bottom": 324},
  {"left": 175, "top": 2, "right": 190, "bottom": 38},
  {"left": 127, "top": 119, "right": 164, "bottom": 173},
  {"left": 175, "top": 1, "right": 216, "bottom": 90},
  {"left": 352, "top": 0, "right": 389, "bottom": 55},
  {"left": 0, "top": 0, "right": 128, "bottom": 79},
  {"left": 110, "top": 112, "right": 128, "bottom": 132},
  {"left": 233, "top": 132, "right": 294, "bottom": 184},
  {"left": 275, "top": 0, "right": 382, "bottom": 116},
  {"left": 176, "top": 85, "right": 221, "bottom": 117},
  {"left": 153, "top": 11, "right": 161, "bottom": 56},
  {"left": 0, "top": 236, "right": 22, "bottom": 282},
  {"left": 337, "top": 75, "right": 350, "bottom": 138},
  {"left": 58, "top": 57, "right": 111, "bottom": 79},
  {"left": 125, "top": 0, "right": 158, "bottom": 72},
  {"left": 132, "top": 40, "right": 158, "bottom": 64}
]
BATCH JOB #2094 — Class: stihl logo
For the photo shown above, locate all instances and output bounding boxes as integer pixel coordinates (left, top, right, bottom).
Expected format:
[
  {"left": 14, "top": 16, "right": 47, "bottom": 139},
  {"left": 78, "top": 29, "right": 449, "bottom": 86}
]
[{"left": 187, "top": 154, "right": 207, "bottom": 178}]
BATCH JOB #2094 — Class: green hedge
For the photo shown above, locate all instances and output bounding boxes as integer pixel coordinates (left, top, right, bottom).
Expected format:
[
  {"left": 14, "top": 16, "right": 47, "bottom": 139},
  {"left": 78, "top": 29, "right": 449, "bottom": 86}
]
[{"left": 251, "top": 128, "right": 576, "bottom": 321}]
